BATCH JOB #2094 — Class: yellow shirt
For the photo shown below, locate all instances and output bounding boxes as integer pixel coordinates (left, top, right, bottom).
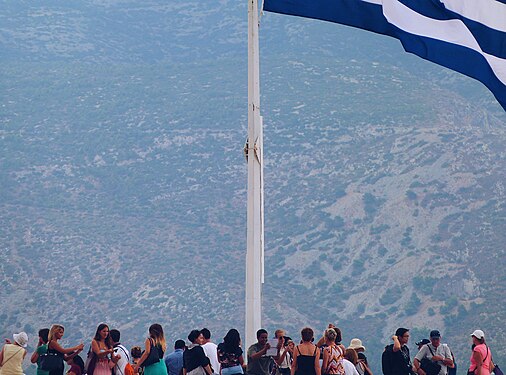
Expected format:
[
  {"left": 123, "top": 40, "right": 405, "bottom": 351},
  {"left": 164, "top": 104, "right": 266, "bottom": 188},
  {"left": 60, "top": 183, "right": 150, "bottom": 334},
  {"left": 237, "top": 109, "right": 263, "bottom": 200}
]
[{"left": 0, "top": 344, "right": 25, "bottom": 375}]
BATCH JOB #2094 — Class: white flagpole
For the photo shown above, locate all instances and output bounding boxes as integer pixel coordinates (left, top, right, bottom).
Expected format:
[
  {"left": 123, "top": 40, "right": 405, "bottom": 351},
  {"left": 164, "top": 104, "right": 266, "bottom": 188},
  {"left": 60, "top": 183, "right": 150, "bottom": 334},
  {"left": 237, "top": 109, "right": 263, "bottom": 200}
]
[{"left": 245, "top": 0, "right": 264, "bottom": 352}]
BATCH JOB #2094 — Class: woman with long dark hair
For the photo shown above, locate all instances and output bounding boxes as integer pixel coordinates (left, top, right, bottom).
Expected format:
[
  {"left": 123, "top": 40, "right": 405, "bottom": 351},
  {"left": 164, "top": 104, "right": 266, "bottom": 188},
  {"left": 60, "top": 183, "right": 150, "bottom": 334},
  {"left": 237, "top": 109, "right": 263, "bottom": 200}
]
[
  {"left": 133, "top": 324, "right": 167, "bottom": 375},
  {"left": 217, "top": 329, "right": 245, "bottom": 375},
  {"left": 89, "top": 323, "right": 119, "bottom": 375},
  {"left": 66, "top": 353, "right": 85, "bottom": 375}
]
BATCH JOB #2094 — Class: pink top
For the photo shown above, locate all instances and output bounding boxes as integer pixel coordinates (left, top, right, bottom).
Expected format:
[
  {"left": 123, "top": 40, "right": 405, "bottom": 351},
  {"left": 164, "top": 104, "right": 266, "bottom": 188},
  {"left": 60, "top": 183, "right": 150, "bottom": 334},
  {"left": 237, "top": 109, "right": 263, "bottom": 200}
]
[{"left": 469, "top": 344, "right": 491, "bottom": 375}]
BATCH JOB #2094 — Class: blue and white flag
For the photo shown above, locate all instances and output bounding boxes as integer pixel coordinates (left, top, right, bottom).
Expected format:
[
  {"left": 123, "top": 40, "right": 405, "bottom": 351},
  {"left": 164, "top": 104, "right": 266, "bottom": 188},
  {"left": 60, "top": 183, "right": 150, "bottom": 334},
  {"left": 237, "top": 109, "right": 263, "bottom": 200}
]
[{"left": 263, "top": 0, "right": 506, "bottom": 111}]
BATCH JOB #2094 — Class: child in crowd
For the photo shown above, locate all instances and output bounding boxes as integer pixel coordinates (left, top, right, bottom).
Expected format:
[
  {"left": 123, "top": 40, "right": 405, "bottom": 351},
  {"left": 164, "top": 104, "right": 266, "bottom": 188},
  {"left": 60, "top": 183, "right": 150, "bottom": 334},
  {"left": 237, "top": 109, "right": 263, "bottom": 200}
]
[{"left": 66, "top": 354, "right": 85, "bottom": 375}]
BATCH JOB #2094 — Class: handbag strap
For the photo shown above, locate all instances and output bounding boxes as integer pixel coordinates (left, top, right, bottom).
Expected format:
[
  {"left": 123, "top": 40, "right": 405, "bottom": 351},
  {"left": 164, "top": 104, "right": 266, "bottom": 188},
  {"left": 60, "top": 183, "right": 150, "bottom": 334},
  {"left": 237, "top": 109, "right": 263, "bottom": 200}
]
[
  {"left": 470, "top": 345, "right": 489, "bottom": 371},
  {"left": 116, "top": 345, "right": 131, "bottom": 363},
  {"left": 426, "top": 344, "right": 436, "bottom": 357},
  {"left": 115, "top": 363, "right": 125, "bottom": 375},
  {"left": 114, "top": 345, "right": 131, "bottom": 375}
]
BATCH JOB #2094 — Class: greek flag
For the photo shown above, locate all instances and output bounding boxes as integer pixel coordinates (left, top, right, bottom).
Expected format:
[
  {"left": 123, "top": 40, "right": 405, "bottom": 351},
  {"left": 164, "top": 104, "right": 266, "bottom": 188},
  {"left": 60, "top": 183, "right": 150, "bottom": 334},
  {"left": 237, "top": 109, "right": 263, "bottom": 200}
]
[{"left": 263, "top": 0, "right": 506, "bottom": 111}]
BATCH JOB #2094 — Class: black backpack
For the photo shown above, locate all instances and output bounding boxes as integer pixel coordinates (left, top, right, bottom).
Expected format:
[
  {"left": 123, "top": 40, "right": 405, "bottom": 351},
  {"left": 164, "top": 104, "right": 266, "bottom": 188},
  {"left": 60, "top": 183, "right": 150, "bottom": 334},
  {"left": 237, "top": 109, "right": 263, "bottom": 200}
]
[
  {"left": 448, "top": 350, "right": 457, "bottom": 375},
  {"left": 382, "top": 345, "right": 394, "bottom": 375}
]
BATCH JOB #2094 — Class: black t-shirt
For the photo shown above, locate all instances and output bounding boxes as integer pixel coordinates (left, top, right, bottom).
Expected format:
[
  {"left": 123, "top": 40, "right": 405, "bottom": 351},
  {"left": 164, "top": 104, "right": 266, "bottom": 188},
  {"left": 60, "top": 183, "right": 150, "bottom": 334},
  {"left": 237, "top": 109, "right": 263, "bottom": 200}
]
[
  {"left": 183, "top": 345, "right": 210, "bottom": 372},
  {"left": 384, "top": 344, "right": 412, "bottom": 375}
]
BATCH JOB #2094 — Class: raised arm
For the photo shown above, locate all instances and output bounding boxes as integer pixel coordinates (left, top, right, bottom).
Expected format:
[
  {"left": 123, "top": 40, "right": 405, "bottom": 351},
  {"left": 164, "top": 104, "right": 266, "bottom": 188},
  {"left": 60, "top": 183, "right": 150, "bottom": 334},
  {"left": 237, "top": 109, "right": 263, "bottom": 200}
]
[
  {"left": 91, "top": 339, "right": 113, "bottom": 359},
  {"left": 276, "top": 347, "right": 288, "bottom": 366},
  {"left": 50, "top": 340, "right": 84, "bottom": 355},
  {"left": 64, "top": 349, "right": 84, "bottom": 362},
  {"left": 31, "top": 348, "right": 40, "bottom": 364},
  {"left": 392, "top": 336, "right": 401, "bottom": 353},
  {"left": 249, "top": 344, "right": 270, "bottom": 360},
  {"left": 290, "top": 347, "right": 298, "bottom": 375}
]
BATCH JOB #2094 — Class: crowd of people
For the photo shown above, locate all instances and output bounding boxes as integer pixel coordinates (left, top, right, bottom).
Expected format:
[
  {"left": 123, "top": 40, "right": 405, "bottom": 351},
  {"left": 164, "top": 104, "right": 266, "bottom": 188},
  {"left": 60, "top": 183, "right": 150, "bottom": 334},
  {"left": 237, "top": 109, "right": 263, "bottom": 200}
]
[{"left": 0, "top": 324, "right": 500, "bottom": 375}]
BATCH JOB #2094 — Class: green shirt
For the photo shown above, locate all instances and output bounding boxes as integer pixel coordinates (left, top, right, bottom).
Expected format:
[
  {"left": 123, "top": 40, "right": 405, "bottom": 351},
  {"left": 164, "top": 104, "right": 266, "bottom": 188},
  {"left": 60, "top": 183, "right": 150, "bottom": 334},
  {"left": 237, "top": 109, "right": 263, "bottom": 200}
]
[
  {"left": 37, "top": 344, "right": 50, "bottom": 375},
  {"left": 246, "top": 343, "right": 272, "bottom": 375}
]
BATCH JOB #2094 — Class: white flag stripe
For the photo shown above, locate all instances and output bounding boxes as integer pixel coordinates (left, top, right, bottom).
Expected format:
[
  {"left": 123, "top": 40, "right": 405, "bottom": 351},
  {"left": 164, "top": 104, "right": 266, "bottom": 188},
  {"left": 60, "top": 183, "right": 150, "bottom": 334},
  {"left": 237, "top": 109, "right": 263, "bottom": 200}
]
[
  {"left": 361, "top": 0, "right": 382, "bottom": 5},
  {"left": 363, "top": 0, "right": 506, "bottom": 33},
  {"left": 442, "top": 0, "right": 506, "bottom": 33},
  {"left": 382, "top": 0, "right": 506, "bottom": 85}
]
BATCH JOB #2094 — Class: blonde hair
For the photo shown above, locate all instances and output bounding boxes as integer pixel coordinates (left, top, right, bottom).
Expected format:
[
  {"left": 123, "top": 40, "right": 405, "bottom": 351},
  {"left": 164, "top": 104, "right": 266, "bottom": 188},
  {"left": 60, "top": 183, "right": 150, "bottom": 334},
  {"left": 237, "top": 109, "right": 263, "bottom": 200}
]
[
  {"left": 149, "top": 324, "right": 167, "bottom": 352},
  {"left": 324, "top": 328, "right": 337, "bottom": 342},
  {"left": 274, "top": 329, "right": 285, "bottom": 339},
  {"left": 48, "top": 324, "right": 65, "bottom": 342}
]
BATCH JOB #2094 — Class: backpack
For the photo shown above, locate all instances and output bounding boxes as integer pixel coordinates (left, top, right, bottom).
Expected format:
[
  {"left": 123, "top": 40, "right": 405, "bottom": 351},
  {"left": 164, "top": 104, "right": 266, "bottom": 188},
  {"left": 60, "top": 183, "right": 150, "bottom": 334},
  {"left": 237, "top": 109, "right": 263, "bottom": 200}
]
[
  {"left": 358, "top": 360, "right": 373, "bottom": 375},
  {"left": 37, "top": 344, "right": 49, "bottom": 366},
  {"left": 84, "top": 346, "right": 97, "bottom": 375},
  {"left": 448, "top": 350, "right": 457, "bottom": 375},
  {"left": 382, "top": 345, "right": 393, "bottom": 375},
  {"left": 116, "top": 363, "right": 135, "bottom": 375}
]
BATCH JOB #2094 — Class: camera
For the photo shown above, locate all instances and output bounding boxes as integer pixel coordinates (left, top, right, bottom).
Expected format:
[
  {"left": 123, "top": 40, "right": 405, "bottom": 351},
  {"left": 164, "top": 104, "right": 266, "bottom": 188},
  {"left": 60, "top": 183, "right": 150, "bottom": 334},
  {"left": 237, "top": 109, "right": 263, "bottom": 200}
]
[{"left": 282, "top": 336, "right": 292, "bottom": 346}]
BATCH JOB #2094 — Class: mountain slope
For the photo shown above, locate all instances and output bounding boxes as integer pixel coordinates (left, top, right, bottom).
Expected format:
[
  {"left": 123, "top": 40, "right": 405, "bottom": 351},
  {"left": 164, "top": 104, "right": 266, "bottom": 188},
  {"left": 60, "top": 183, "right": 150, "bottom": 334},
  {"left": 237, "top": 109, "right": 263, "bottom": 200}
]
[{"left": 0, "top": 1, "right": 505, "bottom": 373}]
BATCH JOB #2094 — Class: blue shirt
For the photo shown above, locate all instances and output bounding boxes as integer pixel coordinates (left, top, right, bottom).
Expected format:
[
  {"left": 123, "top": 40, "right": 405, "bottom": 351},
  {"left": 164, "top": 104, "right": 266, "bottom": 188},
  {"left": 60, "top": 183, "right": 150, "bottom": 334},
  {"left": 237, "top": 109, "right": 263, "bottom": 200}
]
[{"left": 165, "top": 349, "right": 184, "bottom": 375}]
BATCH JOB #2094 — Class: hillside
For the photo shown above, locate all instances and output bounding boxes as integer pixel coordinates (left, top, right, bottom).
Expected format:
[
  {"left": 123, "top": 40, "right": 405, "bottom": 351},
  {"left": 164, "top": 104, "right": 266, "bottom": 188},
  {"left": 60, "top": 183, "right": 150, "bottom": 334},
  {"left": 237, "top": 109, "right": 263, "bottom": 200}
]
[{"left": 0, "top": 1, "right": 505, "bottom": 374}]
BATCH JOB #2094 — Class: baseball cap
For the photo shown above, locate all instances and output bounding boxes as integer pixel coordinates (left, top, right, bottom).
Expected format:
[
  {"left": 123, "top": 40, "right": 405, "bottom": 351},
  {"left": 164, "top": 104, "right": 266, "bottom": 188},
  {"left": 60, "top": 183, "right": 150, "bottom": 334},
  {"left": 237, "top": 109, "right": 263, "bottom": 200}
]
[
  {"left": 430, "top": 330, "right": 441, "bottom": 338},
  {"left": 471, "top": 330, "right": 485, "bottom": 340}
]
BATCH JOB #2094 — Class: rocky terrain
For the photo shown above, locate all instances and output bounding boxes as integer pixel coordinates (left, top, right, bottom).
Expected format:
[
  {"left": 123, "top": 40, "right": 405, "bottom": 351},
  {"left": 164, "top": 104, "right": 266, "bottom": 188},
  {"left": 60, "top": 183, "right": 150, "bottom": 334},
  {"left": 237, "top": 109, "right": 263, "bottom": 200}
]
[{"left": 0, "top": 1, "right": 505, "bottom": 374}]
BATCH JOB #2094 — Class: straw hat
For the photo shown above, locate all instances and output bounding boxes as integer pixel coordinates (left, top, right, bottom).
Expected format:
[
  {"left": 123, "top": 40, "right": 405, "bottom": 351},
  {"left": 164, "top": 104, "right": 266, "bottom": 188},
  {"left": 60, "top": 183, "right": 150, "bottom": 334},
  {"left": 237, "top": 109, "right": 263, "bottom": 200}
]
[{"left": 348, "top": 338, "right": 365, "bottom": 351}]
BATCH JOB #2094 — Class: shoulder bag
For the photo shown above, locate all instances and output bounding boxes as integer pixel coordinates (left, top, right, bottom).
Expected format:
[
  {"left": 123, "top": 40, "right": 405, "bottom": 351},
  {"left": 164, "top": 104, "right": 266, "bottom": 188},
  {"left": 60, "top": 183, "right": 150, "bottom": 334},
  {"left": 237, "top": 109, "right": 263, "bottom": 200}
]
[
  {"left": 41, "top": 343, "right": 64, "bottom": 372},
  {"left": 142, "top": 339, "right": 160, "bottom": 368},
  {"left": 420, "top": 345, "right": 441, "bottom": 375}
]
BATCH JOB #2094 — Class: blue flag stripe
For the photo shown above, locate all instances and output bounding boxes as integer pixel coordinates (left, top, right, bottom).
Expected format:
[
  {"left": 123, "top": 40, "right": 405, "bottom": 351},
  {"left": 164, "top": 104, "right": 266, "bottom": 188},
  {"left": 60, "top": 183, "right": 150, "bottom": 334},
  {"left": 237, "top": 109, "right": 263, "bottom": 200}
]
[
  {"left": 263, "top": 0, "right": 506, "bottom": 111},
  {"left": 397, "top": 0, "right": 506, "bottom": 58},
  {"left": 394, "top": 30, "right": 506, "bottom": 112},
  {"left": 441, "top": 0, "right": 506, "bottom": 33}
]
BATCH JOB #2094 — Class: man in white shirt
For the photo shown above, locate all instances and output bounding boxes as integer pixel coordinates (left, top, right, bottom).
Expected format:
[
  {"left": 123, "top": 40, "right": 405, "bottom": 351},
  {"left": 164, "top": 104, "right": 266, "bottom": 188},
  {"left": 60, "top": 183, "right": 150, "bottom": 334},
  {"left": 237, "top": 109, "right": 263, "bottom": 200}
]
[
  {"left": 201, "top": 328, "right": 220, "bottom": 375},
  {"left": 414, "top": 330, "right": 453, "bottom": 375},
  {"left": 110, "top": 329, "right": 131, "bottom": 375}
]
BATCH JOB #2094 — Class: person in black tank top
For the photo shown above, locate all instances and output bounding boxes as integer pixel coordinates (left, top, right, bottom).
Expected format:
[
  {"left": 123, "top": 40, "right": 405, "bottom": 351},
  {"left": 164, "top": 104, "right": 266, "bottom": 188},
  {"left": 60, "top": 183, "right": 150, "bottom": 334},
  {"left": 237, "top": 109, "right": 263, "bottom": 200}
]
[
  {"left": 47, "top": 325, "right": 84, "bottom": 375},
  {"left": 292, "top": 328, "right": 321, "bottom": 375}
]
